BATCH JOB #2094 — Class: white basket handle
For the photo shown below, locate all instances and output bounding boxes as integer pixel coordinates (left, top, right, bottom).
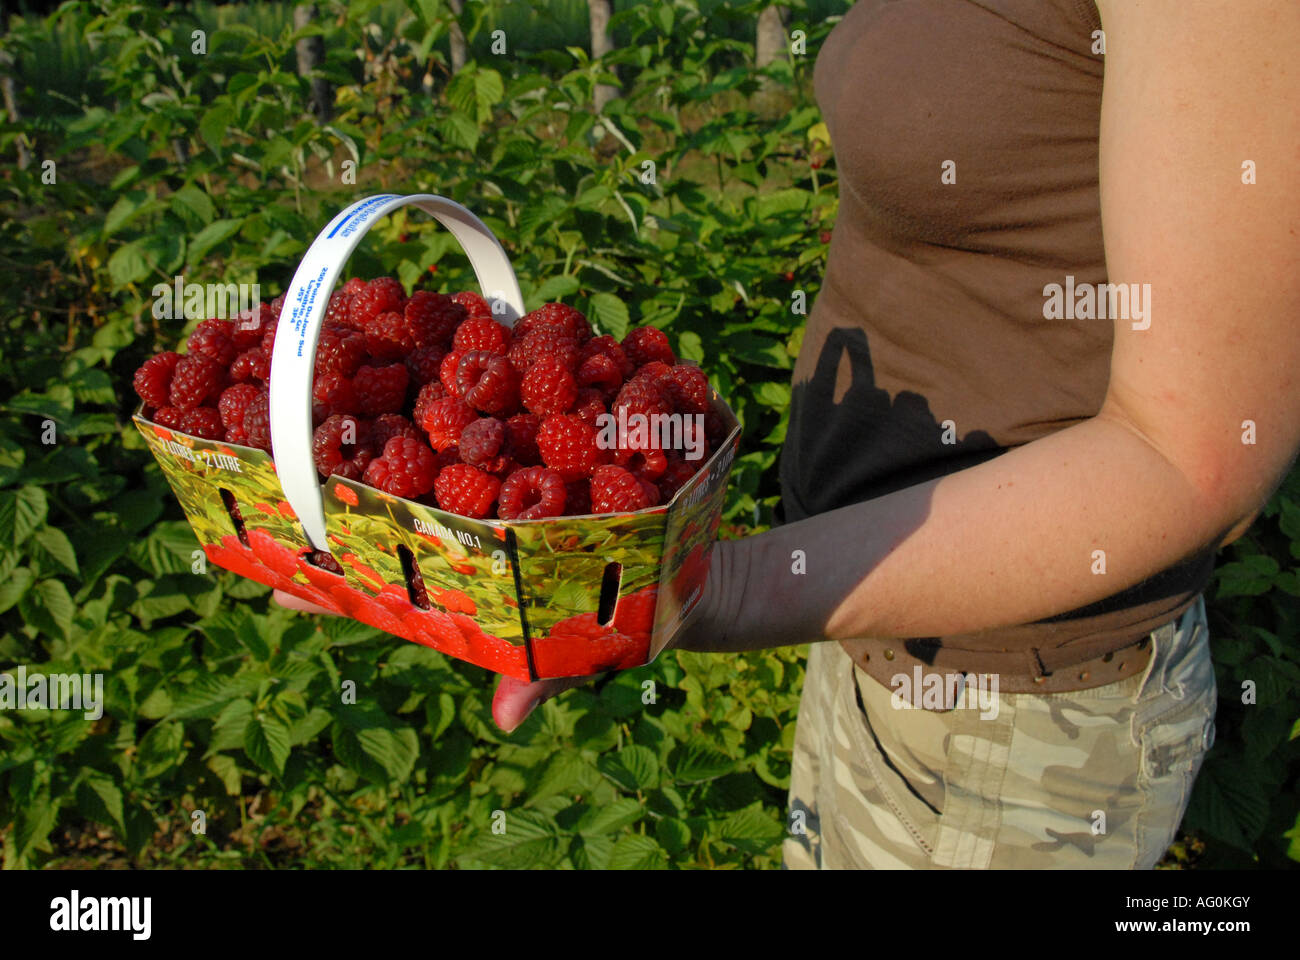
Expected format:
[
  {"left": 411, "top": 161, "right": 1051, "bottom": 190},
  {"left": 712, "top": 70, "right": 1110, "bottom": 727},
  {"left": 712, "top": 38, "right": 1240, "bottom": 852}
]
[{"left": 269, "top": 193, "right": 525, "bottom": 551}]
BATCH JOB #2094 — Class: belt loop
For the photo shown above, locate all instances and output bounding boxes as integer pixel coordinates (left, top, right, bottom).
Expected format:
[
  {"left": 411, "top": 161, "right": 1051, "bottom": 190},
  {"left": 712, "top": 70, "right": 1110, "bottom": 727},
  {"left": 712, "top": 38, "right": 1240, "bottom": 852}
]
[{"left": 1136, "top": 618, "right": 1174, "bottom": 701}]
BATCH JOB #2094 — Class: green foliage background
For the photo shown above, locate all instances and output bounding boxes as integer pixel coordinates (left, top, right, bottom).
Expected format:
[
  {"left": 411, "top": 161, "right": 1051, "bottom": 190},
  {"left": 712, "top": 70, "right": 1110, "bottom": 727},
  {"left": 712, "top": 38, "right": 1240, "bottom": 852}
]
[{"left": 0, "top": 0, "right": 1296, "bottom": 869}]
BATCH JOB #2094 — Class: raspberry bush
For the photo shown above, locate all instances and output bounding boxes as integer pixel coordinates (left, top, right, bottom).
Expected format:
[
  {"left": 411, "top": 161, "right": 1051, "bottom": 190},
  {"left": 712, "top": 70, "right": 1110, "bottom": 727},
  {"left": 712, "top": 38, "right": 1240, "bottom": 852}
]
[{"left": 1, "top": 0, "right": 1291, "bottom": 874}]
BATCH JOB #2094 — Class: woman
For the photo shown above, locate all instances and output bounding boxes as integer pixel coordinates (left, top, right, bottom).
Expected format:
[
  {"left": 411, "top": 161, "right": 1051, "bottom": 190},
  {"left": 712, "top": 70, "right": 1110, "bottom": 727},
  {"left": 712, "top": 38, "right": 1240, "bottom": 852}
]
[{"left": 289, "top": 0, "right": 1300, "bottom": 869}]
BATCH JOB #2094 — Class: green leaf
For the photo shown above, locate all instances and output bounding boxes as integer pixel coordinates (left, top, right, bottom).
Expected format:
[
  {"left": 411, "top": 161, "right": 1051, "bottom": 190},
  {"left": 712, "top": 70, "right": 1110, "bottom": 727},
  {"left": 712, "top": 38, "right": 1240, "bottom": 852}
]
[
  {"left": 1184, "top": 757, "right": 1271, "bottom": 851},
  {"left": 207, "top": 698, "right": 254, "bottom": 753},
  {"left": 597, "top": 744, "right": 659, "bottom": 792},
  {"left": 136, "top": 721, "right": 185, "bottom": 779},
  {"left": 170, "top": 183, "right": 216, "bottom": 225},
  {"left": 578, "top": 797, "right": 644, "bottom": 836},
  {"left": 459, "top": 809, "right": 565, "bottom": 868},
  {"left": 33, "top": 579, "right": 75, "bottom": 640},
  {"left": 243, "top": 712, "right": 291, "bottom": 777},
  {"left": 76, "top": 771, "right": 126, "bottom": 834},
  {"left": 7, "top": 799, "right": 59, "bottom": 869},
  {"left": 107, "top": 241, "right": 151, "bottom": 287},
  {"left": 717, "top": 804, "right": 785, "bottom": 854},
  {"left": 0, "top": 567, "right": 35, "bottom": 614},
  {"left": 354, "top": 726, "right": 419, "bottom": 783},
  {"left": 607, "top": 833, "right": 668, "bottom": 869},
  {"left": 199, "top": 102, "right": 234, "bottom": 155},
  {"left": 288, "top": 707, "right": 332, "bottom": 746},
  {"left": 1, "top": 486, "right": 49, "bottom": 546},
  {"left": 655, "top": 817, "right": 692, "bottom": 854},
  {"left": 671, "top": 738, "right": 735, "bottom": 784},
  {"left": 587, "top": 291, "right": 630, "bottom": 340},
  {"left": 167, "top": 674, "right": 262, "bottom": 720},
  {"left": 32, "top": 527, "right": 78, "bottom": 576},
  {"left": 187, "top": 218, "right": 246, "bottom": 266},
  {"left": 207, "top": 754, "right": 244, "bottom": 796},
  {"left": 531, "top": 274, "right": 580, "bottom": 305}
]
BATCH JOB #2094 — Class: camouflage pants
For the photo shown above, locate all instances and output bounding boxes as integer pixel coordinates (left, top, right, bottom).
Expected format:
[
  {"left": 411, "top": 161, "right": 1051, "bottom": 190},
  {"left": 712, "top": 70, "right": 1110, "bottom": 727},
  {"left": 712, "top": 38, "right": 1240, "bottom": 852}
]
[{"left": 783, "top": 595, "right": 1216, "bottom": 869}]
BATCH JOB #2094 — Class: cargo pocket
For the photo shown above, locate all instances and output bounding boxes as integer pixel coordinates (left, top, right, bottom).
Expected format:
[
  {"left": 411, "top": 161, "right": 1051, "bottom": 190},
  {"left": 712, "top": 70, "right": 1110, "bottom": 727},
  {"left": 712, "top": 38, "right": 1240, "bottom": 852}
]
[
  {"left": 1131, "top": 617, "right": 1216, "bottom": 869},
  {"left": 842, "top": 663, "right": 943, "bottom": 862}
]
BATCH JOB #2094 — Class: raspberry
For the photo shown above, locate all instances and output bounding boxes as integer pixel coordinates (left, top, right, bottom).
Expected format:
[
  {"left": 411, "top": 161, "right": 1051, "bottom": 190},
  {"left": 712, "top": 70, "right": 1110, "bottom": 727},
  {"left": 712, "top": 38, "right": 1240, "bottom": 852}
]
[
  {"left": 520, "top": 357, "right": 578, "bottom": 416},
  {"left": 133, "top": 351, "right": 181, "bottom": 407},
  {"left": 352, "top": 363, "right": 409, "bottom": 416},
  {"left": 405, "top": 291, "right": 464, "bottom": 348},
  {"left": 434, "top": 445, "right": 462, "bottom": 473},
  {"left": 312, "top": 372, "right": 358, "bottom": 419},
  {"left": 458, "top": 417, "right": 507, "bottom": 470},
  {"left": 564, "top": 479, "right": 592, "bottom": 515},
  {"left": 452, "top": 316, "right": 510, "bottom": 354},
  {"left": 187, "top": 319, "right": 238, "bottom": 366},
  {"left": 233, "top": 306, "right": 272, "bottom": 350},
  {"left": 516, "top": 303, "right": 592, "bottom": 343},
  {"left": 434, "top": 463, "right": 501, "bottom": 519},
  {"left": 590, "top": 464, "right": 654, "bottom": 513},
  {"left": 218, "top": 383, "right": 261, "bottom": 432},
  {"left": 657, "top": 452, "right": 699, "bottom": 501},
  {"left": 178, "top": 406, "right": 225, "bottom": 440},
  {"left": 579, "top": 335, "right": 634, "bottom": 377},
  {"left": 153, "top": 406, "right": 184, "bottom": 429},
  {"left": 507, "top": 327, "right": 579, "bottom": 374},
  {"left": 623, "top": 326, "right": 675, "bottom": 367},
  {"left": 498, "top": 466, "right": 567, "bottom": 520},
  {"left": 305, "top": 549, "right": 343, "bottom": 575},
  {"left": 421, "top": 397, "right": 477, "bottom": 451},
  {"left": 661, "top": 363, "right": 710, "bottom": 414},
  {"left": 575, "top": 351, "right": 624, "bottom": 396},
  {"left": 260, "top": 319, "right": 279, "bottom": 356},
  {"left": 169, "top": 354, "right": 226, "bottom": 410},
  {"left": 503, "top": 413, "right": 542, "bottom": 466},
  {"left": 229, "top": 347, "right": 270, "bottom": 383},
  {"left": 369, "top": 413, "right": 421, "bottom": 453},
  {"left": 324, "top": 289, "right": 352, "bottom": 327},
  {"left": 348, "top": 277, "right": 406, "bottom": 332},
  {"left": 364, "top": 309, "right": 413, "bottom": 361},
  {"left": 534, "top": 614, "right": 642, "bottom": 673},
  {"left": 612, "top": 584, "right": 657, "bottom": 640},
  {"left": 631, "top": 360, "right": 673, "bottom": 385},
  {"left": 314, "top": 325, "right": 369, "bottom": 378},
  {"left": 457, "top": 350, "right": 520, "bottom": 415},
  {"left": 243, "top": 390, "right": 271, "bottom": 451},
  {"left": 363, "top": 436, "right": 438, "bottom": 498},
  {"left": 268, "top": 293, "right": 287, "bottom": 323},
  {"left": 621, "top": 447, "right": 667, "bottom": 482},
  {"left": 405, "top": 344, "right": 446, "bottom": 386},
  {"left": 440, "top": 350, "right": 464, "bottom": 396},
  {"left": 536, "top": 415, "right": 608, "bottom": 482},
  {"left": 612, "top": 377, "right": 673, "bottom": 451},
  {"left": 572, "top": 388, "right": 607, "bottom": 430},
  {"left": 413, "top": 380, "right": 448, "bottom": 431},
  {"left": 313, "top": 414, "right": 375, "bottom": 480},
  {"left": 451, "top": 290, "right": 493, "bottom": 320}
]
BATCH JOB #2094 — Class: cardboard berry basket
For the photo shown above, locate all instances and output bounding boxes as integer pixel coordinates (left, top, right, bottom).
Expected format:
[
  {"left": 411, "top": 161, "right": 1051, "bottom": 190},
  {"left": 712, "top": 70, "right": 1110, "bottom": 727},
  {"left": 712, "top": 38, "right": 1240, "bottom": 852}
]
[{"left": 133, "top": 193, "right": 740, "bottom": 681}]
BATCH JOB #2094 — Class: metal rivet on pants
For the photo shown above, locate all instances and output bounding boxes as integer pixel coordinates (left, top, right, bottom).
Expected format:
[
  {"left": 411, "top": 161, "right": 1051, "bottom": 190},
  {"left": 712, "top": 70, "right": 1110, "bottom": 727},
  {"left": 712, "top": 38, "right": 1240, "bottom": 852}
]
[
  {"left": 1079, "top": 670, "right": 1090, "bottom": 682},
  {"left": 883, "top": 649, "right": 895, "bottom": 661}
]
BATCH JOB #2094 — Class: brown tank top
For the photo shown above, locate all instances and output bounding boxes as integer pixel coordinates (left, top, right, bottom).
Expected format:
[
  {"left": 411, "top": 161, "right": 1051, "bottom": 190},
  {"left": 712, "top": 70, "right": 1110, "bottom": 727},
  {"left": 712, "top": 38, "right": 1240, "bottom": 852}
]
[{"left": 779, "top": 0, "right": 1217, "bottom": 690}]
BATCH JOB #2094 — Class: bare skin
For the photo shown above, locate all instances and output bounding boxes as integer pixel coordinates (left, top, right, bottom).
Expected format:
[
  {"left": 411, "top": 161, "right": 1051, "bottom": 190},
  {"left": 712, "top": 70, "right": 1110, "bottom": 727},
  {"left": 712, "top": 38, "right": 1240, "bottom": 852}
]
[{"left": 280, "top": 1, "right": 1300, "bottom": 732}]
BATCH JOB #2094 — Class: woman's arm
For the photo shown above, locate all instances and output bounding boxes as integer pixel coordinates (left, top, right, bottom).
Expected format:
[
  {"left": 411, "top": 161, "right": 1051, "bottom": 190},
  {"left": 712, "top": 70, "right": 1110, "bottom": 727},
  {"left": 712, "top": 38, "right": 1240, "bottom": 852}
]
[
  {"left": 681, "top": 0, "right": 1300, "bottom": 653},
  {"left": 492, "top": 0, "right": 1300, "bottom": 726}
]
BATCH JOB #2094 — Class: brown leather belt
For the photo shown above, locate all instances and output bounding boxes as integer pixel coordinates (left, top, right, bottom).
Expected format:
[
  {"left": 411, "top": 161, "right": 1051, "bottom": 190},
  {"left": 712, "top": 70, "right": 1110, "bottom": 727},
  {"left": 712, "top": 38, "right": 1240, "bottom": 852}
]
[{"left": 841, "top": 632, "right": 1154, "bottom": 699}]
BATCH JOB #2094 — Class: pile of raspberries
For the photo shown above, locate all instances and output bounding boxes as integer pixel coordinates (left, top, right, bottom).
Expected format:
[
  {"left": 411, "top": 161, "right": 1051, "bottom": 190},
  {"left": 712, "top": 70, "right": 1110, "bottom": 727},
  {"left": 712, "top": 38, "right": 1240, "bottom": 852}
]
[{"left": 133, "top": 277, "right": 725, "bottom": 519}]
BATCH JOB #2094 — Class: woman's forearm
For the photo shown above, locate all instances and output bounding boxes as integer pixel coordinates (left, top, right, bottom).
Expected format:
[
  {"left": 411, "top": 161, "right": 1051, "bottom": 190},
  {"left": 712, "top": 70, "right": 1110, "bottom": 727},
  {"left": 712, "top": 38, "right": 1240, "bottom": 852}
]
[{"left": 687, "top": 412, "right": 1246, "bottom": 653}]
